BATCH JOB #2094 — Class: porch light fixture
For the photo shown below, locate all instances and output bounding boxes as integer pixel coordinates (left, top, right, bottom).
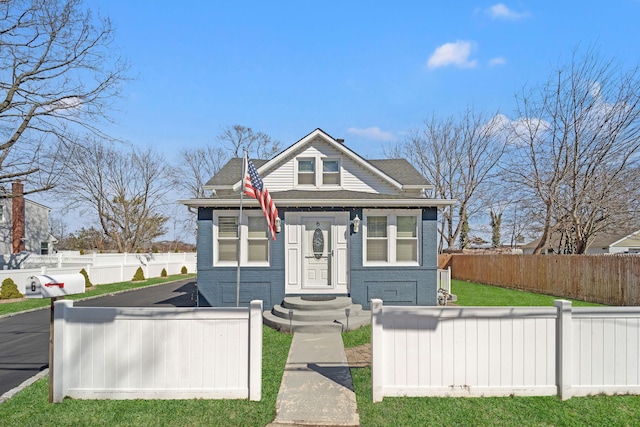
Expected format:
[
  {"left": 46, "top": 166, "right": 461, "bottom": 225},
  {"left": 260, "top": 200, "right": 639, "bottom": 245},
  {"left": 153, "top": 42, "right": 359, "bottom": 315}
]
[
  {"left": 352, "top": 215, "right": 360, "bottom": 233},
  {"left": 275, "top": 216, "right": 281, "bottom": 233}
]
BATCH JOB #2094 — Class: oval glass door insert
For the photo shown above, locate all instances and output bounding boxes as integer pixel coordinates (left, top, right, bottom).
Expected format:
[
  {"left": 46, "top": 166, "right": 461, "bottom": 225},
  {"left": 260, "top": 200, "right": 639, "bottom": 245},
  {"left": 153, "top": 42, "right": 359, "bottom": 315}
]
[{"left": 313, "top": 223, "right": 324, "bottom": 259}]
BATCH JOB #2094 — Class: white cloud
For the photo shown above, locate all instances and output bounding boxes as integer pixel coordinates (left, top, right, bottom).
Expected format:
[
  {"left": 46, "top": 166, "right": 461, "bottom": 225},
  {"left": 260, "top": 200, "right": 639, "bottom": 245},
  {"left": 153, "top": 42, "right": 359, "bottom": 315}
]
[
  {"left": 346, "top": 127, "right": 396, "bottom": 142},
  {"left": 487, "top": 3, "right": 530, "bottom": 20},
  {"left": 489, "top": 56, "right": 507, "bottom": 66},
  {"left": 427, "top": 41, "right": 477, "bottom": 69}
]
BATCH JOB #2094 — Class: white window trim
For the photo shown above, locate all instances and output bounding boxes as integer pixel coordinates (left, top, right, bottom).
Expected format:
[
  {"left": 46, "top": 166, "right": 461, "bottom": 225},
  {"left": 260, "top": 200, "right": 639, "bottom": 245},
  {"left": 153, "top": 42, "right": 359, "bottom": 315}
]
[
  {"left": 295, "top": 156, "right": 342, "bottom": 188},
  {"left": 363, "top": 209, "right": 421, "bottom": 266},
  {"left": 213, "top": 211, "right": 271, "bottom": 267}
]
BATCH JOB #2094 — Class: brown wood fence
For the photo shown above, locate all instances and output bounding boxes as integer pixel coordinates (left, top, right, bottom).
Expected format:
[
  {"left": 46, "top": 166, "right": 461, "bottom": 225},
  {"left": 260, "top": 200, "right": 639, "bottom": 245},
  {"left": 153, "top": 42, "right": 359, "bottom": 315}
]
[{"left": 439, "top": 254, "right": 640, "bottom": 306}]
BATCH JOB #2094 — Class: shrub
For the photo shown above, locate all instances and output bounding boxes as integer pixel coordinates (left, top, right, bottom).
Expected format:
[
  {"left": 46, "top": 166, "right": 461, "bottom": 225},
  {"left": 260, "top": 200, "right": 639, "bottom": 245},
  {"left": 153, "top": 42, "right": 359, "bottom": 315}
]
[
  {"left": 181, "top": 266, "right": 188, "bottom": 274},
  {"left": 0, "top": 278, "right": 23, "bottom": 299},
  {"left": 79, "top": 249, "right": 85, "bottom": 255},
  {"left": 161, "top": 268, "right": 167, "bottom": 277},
  {"left": 132, "top": 267, "right": 145, "bottom": 281},
  {"left": 79, "top": 268, "right": 93, "bottom": 288}
]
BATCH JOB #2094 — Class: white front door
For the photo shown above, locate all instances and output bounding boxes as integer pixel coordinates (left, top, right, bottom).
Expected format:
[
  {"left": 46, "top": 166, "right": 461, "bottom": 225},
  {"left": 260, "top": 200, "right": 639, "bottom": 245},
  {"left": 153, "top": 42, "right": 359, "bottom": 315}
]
[{"left": 303, "top": 219, "right": 332, "bottom": 289}]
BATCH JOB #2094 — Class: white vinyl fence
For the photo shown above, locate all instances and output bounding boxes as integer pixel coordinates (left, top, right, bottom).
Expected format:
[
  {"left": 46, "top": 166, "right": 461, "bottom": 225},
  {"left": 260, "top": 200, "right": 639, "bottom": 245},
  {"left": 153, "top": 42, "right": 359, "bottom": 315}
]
[
  {"left": 371, "top": 299, "right": 640, "bottom": 402},
  {"left": 0, "top": 252, "right": 197, "bottom": 294},
  {"left": 52, "top": 299, "right": 263, "bottom": 403}
]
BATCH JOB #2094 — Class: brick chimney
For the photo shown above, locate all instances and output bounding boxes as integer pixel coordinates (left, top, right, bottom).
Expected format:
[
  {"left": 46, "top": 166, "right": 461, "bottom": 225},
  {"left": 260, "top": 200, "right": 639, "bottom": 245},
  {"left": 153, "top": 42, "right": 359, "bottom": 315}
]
[{"left": 12, "top": 181, "right": 25, "bottom": 253}]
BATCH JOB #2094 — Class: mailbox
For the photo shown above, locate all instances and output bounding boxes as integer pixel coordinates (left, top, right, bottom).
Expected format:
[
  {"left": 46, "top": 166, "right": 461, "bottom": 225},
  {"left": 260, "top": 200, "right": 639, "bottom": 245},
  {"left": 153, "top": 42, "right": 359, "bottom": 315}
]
[{"left": 25, "top": 274, "right": 86, "bottom": 299}]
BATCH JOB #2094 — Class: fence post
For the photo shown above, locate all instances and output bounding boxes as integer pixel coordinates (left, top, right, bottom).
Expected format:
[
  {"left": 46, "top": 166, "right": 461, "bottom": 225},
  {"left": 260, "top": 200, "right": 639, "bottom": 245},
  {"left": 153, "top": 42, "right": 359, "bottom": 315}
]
[
  {"left": 249, "top": 300, "right": 263, "bottom": 401},
  {"left": 371, "top": 298, "right": 384, "bottom": 402},
  {"left": 53, "top": 300, "right": 73, "bottom": 403},
  {"left": 41, "top": 265, "right": 47, "bottom": 275},
  {"left": 554, "top": 299, "right": 573, "bottom": 400},
  {"left": 57, "top": 252, "right": 63, "bottom": 268}
]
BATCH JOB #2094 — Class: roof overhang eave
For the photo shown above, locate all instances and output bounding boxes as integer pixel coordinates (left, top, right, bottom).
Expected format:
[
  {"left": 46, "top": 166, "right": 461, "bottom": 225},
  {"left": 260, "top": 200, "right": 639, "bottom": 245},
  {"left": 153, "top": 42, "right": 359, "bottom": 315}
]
[{"left": 179, "top": 198, "right": 457, "bottom": 208}]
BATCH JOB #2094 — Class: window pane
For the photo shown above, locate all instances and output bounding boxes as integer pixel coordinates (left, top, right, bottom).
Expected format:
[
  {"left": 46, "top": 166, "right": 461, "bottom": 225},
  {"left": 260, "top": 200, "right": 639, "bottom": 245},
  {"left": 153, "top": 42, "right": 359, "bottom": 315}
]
[
  {"left": 298, "top": 159, "right": 314, "bottom": 172},
  {"left": 219, "top": 216, "right": 238, "bottom": 237},
  {"left": 323, "top": 160, "right": 339, "bottom": 172},
  {"left": 397, "top": 240, "right": 417, "bottom": 261},
  {"left": 397, "top": 216, "right": 417, "bottom": 238},
  {"left": 248, "top": 240, "right": 268, "bottom": 262},
  {"left": 367, "top": 239, "right": 388, "bottom": 261},
  {"left": 248, "top": 216, "right": 267, "bottom": 238},
  {"left": 219, "top": 240, "right": 238, "bottom": 261},
  {"left": 322, "top": 173, "right": 339, "bottom": 185},
  {"left": 298, "top": 172, "right": 314, "bottom": 185},
  {"left": 367, "top": 216, "right": 387, "bottom": 238}
]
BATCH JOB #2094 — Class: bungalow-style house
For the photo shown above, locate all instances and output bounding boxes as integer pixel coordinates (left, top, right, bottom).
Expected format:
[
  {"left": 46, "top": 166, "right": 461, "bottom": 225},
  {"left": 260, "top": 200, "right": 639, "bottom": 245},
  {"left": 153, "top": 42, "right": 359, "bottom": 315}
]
[
  {"left": 181, "top": 129, "right": 454, "bottom": 310},
  {"left": 0, "top": 182, "right": 55, "bottom": 258},
  {"left": 522, "top": 229, "right": 640, "bottom": 255}
]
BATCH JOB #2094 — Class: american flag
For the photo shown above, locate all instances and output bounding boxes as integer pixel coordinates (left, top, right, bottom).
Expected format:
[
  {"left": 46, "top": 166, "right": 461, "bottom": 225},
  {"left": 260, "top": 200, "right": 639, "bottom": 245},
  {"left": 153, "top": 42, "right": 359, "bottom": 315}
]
[{"left": 244, "top": 155, "right": 278, "bottom": 240}]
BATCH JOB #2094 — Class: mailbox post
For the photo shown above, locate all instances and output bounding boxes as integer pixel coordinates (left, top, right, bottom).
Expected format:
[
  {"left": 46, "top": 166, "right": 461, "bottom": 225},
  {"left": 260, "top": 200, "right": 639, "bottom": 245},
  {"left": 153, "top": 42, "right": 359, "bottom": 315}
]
[{"left": 25, "top": 274, "right": 85, "bottom": 403}]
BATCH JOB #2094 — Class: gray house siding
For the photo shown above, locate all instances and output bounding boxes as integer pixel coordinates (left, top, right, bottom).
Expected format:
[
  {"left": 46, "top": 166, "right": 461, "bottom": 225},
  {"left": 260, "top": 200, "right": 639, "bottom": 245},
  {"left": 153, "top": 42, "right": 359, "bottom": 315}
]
[
  {"left": 196, "top": 207, "right": 286, "bottom": 308},
  {"left": 349, "top": 208, "right": 438, "bottom": 309},
  {"left": 196, "top": 206, "right": 439, "bottom": 309}
]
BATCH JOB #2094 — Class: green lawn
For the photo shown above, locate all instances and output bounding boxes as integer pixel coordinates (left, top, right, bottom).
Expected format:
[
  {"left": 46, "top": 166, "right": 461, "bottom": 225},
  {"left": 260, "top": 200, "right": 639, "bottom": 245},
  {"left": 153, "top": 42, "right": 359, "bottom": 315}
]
[
  {"left": 451, "top": 279, "right": 602, "bottom": 307},
  {"left": 352, "top": 366, "right": 640, "bottom": 426},
  {"left": 0, "top": 274, "right": 196, "bottom": 316},
  {"left": 0, "top": 326, "right": 292, "bottom": 427}
]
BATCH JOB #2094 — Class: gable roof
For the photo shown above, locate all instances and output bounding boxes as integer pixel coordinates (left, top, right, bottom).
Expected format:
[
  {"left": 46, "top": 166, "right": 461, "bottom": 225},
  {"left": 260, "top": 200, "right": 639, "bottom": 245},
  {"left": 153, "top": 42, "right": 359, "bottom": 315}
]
[{"left": 182, "top": 128, "right": 454, "bottom": 208}]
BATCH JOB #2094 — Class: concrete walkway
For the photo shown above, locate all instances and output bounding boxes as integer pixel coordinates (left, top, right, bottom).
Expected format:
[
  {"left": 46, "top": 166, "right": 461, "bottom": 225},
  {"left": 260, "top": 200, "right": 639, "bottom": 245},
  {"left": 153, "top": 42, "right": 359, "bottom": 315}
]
[{"left": 268, "top": 331, "right": 360, "bottom": 426}]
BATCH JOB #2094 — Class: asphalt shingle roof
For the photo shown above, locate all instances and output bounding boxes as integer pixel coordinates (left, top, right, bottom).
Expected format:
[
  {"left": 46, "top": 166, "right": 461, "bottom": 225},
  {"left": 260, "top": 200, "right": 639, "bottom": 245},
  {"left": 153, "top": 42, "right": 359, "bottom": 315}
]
[{"left": 205, "top": 158, "right": 430, "bottom": 188}]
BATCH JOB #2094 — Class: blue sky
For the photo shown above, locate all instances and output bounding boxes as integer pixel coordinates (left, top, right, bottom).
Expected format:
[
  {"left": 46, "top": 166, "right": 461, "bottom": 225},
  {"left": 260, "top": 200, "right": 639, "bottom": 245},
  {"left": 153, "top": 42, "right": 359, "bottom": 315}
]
[{"left": 85, "top": 0, "right": 640, "bottom": 160}]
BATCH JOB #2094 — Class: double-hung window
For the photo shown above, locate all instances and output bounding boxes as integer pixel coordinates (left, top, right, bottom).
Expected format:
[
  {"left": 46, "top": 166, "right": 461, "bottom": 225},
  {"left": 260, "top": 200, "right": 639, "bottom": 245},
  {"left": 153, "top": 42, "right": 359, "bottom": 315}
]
[
  {"left": 322, "top": 159, "right": 340, "bottom": 185},
  {"left": 297, "top": 159, "right": 315, "bottom": 185},
  {"left": 215, "top": 213, "right": 270, "bottom": 266},
  {"left": 364, "top": 209, "right": 420, "bottom": 265}
]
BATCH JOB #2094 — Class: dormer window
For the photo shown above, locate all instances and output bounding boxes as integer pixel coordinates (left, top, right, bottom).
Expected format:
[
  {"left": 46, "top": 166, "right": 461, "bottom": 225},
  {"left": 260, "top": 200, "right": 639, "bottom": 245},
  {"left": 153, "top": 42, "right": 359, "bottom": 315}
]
[
  {"left": 296, "top": 157, "right": 340, "bottom": 187},
  {"left": 322, "top": 159, "right": 340, "bottom": 185},
  {"left": 297, "top": 159, "right": 315, "bottom": 185}
]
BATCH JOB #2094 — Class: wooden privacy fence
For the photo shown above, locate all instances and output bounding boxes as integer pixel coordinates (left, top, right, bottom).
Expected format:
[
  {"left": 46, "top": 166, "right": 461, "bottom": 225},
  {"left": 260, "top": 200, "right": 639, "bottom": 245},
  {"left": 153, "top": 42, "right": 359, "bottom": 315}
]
[
  {"left": 442, "top": 254, "right": 640, "bottom": 306},
  {"left": 371, "top": 299, "right": 640, "bottom": 401},
  {"left": 52, "top": 300, "right": 263, "bottom": 403}
]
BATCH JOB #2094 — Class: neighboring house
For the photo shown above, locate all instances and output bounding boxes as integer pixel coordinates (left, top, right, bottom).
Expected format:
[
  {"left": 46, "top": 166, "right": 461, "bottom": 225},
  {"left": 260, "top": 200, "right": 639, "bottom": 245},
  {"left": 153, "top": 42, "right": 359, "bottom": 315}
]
[
  {"left": 522, "top": 230, "right": 640, "bottom": 254},
  {"left": 0, "top": 182, "right": 54, "bottom": 259},
  {"left": 181, "top": 128, "right": 455, "bottom": 309}
]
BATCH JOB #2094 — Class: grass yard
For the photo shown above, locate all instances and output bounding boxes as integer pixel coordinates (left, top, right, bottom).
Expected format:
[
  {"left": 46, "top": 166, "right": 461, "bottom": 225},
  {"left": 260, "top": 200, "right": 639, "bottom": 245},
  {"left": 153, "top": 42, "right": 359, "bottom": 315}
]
[
  {"left": 0, "top": 274, "right": 196, "bottom": 316},
  {"left": 0, "top": 326, "right": 292, "bottom": 427},
  {"left": 351, "top": 366, "right": 640, "bottom": 426},
  {"left": 451, "top": 279, "right": 602, "bottom": 307}
]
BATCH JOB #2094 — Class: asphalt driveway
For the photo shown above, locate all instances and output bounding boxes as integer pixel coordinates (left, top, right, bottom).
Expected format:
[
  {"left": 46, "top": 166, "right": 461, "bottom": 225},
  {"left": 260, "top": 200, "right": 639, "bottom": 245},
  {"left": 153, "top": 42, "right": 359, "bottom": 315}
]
[{"left": 0, "top": 278, "right": 197, "bottom": 398}]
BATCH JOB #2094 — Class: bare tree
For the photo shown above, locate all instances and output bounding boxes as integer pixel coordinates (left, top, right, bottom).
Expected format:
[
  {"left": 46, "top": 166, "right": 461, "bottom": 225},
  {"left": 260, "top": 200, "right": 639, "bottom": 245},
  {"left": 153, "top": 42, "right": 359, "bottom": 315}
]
[
  {"left": 172, "top": 145, "right": 227, "bottom": 199},
  {"left": 506, "top": 46, "right": 640, "bottom": 253},
  {"left": 58, "top": 139, "right": 169, "bottom": 252},
  {"left": 219, "top": 125, "right": 281, "bottom": 159},
  {"left": 0, "top": 0, "right": 128, "bottom": 196},
  {"left": 396, "top": 109, "right": 507, "bottom": 251}
]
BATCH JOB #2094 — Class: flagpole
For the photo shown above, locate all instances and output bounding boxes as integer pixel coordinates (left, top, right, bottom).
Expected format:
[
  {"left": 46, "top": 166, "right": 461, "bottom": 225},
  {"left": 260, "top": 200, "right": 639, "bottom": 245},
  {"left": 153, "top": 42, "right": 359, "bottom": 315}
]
[{"left": 236, "top": 150, "right": 246, "bottom": 307}]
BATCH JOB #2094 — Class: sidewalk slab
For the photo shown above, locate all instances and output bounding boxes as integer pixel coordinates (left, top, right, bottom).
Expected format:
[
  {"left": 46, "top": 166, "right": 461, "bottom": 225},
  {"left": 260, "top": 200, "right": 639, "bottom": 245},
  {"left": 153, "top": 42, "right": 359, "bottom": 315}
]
[{"left": 270, "top": 331, "right": 359, "bottom": 426}]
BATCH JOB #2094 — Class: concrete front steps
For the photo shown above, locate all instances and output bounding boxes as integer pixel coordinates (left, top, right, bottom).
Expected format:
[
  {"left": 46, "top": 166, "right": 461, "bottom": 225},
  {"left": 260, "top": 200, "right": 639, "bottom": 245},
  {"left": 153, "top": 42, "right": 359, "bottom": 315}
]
[{"left": 263, "top": 296, "right": 370, "bottom": 333}]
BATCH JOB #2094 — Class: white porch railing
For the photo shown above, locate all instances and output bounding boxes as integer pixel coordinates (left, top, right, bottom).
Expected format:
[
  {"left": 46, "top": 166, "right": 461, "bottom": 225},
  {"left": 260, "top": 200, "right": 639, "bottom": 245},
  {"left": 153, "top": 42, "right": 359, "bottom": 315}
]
[
  {"left": 371, "top": 299, "right": 640, "bottom": 401},
  {"left": 52, "top": 300, "right": 263, "bottom": 402}
]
